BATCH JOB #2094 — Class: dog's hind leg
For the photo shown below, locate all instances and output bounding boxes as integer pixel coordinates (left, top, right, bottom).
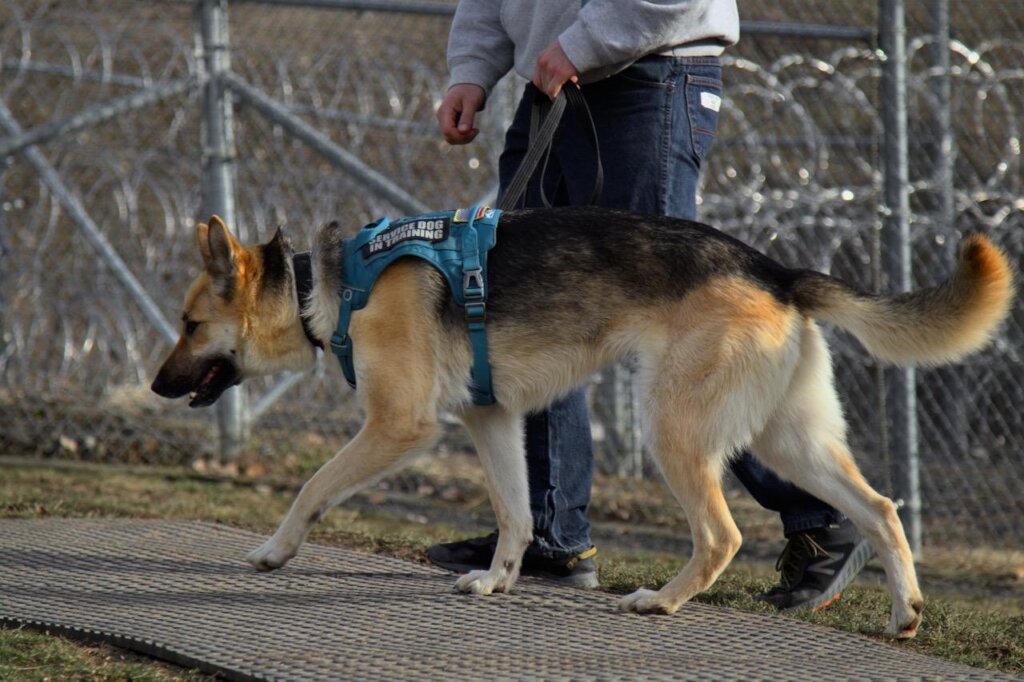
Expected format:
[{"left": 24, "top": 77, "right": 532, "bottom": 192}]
[
  {"left": 620, "top": 283, "right": 804, "bottom": 615},
  {"left": 452, "top": 404, "right": 532, "bottom": 595},
  {"left": 618, "top": 398, "right": 743, "bottom": 615},
  {"left": 750, "top": 321, "right": 923, "bottom": 638}
]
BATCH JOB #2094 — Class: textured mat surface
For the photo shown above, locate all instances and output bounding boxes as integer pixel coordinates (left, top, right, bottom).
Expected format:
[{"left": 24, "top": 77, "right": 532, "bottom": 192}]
[{"left": 0, "top": 519, "right": 1015, "bottom": 681}]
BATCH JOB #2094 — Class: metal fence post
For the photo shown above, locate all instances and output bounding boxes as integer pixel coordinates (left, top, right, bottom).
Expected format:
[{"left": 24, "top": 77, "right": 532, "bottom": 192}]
[
  {"left": 879, "top": 0, "right": 922, "bottom": 557},
  {"left": 197, "top": 0, "right": 248, "bottom": 460},
  {"left": 931, "top": 0, "right": 953, "bottom": 230},
  {"left": 0, "top": 157, "right": 8, "bottom": 335}
]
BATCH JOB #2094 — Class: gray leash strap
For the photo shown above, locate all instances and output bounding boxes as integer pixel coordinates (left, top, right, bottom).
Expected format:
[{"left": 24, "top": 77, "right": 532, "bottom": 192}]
[{"left": 497, "top": 86, "right": 603, "bottom": 211}]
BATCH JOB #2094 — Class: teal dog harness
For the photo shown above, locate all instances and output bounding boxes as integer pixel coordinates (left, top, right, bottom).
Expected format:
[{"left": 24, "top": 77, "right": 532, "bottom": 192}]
[{"left": 329, "top": 205, "right": 501, "bottom": 405}]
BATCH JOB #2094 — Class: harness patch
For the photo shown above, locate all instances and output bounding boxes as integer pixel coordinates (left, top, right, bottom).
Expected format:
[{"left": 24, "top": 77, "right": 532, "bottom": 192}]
[
  {"left": 453, "top": 206, "right": 496, "bottom": 223},
  {"left": 361, "top": 216, "right": 450, "bottom": 256}
]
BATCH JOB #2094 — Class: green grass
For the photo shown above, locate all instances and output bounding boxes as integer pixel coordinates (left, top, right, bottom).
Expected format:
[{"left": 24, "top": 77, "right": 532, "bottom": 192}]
[
  {"left": 0, "top": 627, "right": 211, "bottom": 681},
  {"left": 1, "top": 462, "right": 1022, "bottom": 677},
  {"left": 597, "top": 551, "right": 1023, "bottom": 674}
]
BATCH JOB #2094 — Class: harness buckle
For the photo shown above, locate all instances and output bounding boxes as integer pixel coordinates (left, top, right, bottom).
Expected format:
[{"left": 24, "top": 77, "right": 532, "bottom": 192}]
[
  {"left": 463, "top": 268, "right": 485, "bottom": 298},
  {"left": 329, "top": 333, "right": 350, "bottom": 354},
  {"left": 464, "top": 301, "right": 486, "bottom": 323}
]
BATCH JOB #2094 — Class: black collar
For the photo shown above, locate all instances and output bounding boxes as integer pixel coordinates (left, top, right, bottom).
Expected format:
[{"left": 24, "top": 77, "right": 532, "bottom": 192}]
[{"left": 293, "top": 252, "right": 323, "bottom": 350}]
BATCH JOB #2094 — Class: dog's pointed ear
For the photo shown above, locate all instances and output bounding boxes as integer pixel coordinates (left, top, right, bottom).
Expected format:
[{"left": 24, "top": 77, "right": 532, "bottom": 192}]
[
  {"left": 259, "top": 227, "right": 294, "bottom": 299},
  {"left": 266, "top": 226, "right": 293, "bottom": 259},
  {"left": 197, "top": 215, "right": 241, "bottom": 299}
]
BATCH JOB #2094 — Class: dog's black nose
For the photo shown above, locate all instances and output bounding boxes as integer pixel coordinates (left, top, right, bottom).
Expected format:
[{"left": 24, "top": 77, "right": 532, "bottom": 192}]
[{"left": 151, "top": 373, "right": 172, "bottom": 398}]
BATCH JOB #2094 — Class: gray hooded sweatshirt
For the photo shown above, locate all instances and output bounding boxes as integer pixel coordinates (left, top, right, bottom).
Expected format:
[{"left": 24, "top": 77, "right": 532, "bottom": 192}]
[{"left": 447, "top": 0, "right": 739, "bottom": 96}]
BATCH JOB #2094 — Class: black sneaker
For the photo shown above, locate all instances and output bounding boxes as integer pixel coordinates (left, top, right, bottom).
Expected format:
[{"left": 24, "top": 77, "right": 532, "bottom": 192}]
[
  {"left": 426, "top": 531, "right": 600, "bottom": 589},
  {"left": 758, "top": 519, "right": 874, "bottom": 612}
]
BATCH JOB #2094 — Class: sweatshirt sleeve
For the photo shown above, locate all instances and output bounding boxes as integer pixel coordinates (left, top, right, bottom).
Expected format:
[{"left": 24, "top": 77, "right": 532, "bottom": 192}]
[
  {"left": 446, "top": 0, "right": 515, "bottom": 98},
  {"left": 559, "top": 0, "right": 717, "bottom": 75}
]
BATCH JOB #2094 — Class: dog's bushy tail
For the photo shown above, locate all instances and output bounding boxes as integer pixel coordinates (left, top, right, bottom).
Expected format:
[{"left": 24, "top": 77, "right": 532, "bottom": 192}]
[{"left": 792, "top": 234, "right": 1014, "bottom": 366}]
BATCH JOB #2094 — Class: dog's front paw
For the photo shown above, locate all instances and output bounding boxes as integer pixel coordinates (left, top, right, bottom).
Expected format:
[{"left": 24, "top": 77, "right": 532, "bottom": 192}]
[
  {"left": 246, "top": 537, "right": 297, "bottom": 572},
  {"left": 884, "top": 598, "right": 923, "bottom": 639},
  {"left": 453, "top": 569, "right": 513, "bottom": 595},
  {"left": 618, "top": 588, "right": 680, "bottom": 615}
]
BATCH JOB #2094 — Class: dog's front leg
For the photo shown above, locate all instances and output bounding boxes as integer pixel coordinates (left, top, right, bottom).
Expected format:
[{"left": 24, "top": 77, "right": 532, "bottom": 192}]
[
  {"left": 248, "top": 261, "right": 446, "bottom": 572},
  {"left": 247, "top": 417, "right": 439, "bottom": 571},
  {"left": 453, "top": 404, "right": 532, "bottom": 595}
]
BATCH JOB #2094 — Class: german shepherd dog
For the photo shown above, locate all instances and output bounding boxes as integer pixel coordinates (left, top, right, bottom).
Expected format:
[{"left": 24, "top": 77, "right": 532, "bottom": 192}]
[{"left": 151, "top": 208, "right": 1013, "bottom": 638}]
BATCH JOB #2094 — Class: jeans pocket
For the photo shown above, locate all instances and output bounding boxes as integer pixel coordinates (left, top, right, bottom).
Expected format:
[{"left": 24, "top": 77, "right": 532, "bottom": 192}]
[
  {"left": 685, "top": 74, "right": 723, "bottom": 161},
  {"left": 610, "top": 58, "right": 673, "bottom": 89}
]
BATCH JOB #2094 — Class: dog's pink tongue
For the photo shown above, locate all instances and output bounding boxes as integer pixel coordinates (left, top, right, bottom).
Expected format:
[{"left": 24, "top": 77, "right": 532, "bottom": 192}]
[
  {"left": 200, "top": 364, "right": 220, "bottom": 389},
  {"left": 188, "top": 364, "right": 221, "bottom": 407}
]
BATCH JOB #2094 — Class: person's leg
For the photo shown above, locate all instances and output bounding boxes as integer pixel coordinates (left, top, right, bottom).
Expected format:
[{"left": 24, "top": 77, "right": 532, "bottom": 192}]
[
  {"left": 506, "top": 86, "right": 595, "bottom": 559},
  {"left": 428, "top": 85, "right": 597, "bottom": 585},
  {"left": 512, "top": 63, "right": 695, "bottom": 559},
  {"left": 730, "top": 450, "right": 844, "bottom": 535},
  {"left": 513, "top": 61, "right": 695, "bottom": 562},
  {"left": 522, "top": 390, "right": 594, "bottom": 558}
]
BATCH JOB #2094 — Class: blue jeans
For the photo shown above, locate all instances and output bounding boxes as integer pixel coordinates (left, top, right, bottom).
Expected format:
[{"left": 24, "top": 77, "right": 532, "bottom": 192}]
[{"left": 498, "top": 57, "right": 843, "bottom": 557}]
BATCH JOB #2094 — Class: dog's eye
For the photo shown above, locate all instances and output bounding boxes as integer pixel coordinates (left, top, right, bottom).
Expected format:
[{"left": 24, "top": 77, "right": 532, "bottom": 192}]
[{"left": 185, "top": 320, "right": 200, "bottom": 336}]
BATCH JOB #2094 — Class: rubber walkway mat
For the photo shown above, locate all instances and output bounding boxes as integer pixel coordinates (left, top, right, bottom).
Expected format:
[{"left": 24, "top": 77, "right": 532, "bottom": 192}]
[{"left": 0, "top": 519, "right": 1015, "bottom": 682}]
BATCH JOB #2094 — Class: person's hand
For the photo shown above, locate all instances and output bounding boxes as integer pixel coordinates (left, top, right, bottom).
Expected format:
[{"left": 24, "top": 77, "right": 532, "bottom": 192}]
[
  {"left": 533, "top": 41, "right": 579, "bottom": 99},
  {"left": 437, "top": 83, "right": 486, "bottom": 145}
]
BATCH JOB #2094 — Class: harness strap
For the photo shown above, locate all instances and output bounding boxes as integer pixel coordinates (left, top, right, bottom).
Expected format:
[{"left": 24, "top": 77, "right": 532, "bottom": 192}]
[
  {"left": 460, "top": 219, "right": 494, "bottom": 405},
  {"left": 331, "top": 217, "right": 387, "bottom": 391},
  {"left": 329, "top": 287, "right": 359, "bottom": 390}
]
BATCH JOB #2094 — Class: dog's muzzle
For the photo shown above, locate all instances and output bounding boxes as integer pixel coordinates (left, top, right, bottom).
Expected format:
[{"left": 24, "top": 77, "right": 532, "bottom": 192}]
[{"left": 151, "top": 355, "right": 241, "bottom": 408}]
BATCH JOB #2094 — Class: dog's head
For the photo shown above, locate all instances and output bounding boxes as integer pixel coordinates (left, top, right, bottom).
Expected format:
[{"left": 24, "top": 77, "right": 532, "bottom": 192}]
[{"left": 151, "top": 216, "right": 315, "bottom": 407}]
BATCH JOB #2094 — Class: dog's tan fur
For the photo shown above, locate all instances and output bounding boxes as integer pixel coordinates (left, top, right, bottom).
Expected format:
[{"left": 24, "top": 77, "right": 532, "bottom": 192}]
[{"left": 153, "top": 214, "right": 1014, "bottom": 639}]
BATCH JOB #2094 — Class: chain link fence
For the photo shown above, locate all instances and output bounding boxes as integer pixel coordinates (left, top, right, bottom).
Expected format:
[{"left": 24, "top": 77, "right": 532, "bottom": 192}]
[{"left": 1, "top": 0, "right": 1021, "bottom": 556}]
